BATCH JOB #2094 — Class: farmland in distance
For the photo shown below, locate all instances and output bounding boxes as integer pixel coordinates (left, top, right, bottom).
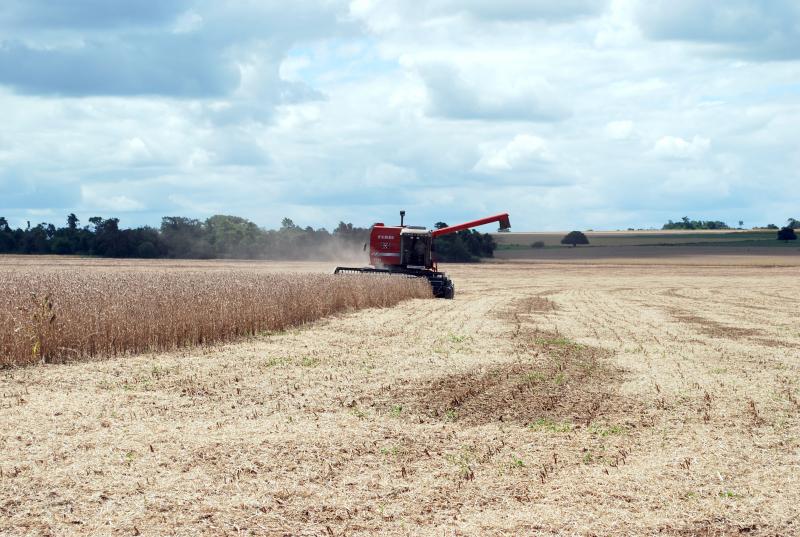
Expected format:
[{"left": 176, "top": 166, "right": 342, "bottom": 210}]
[
  {"left": 492, "top": 229, "right": 799, "bottom": 264},
  {"left": 493, "top": 229, "right": 780, "bottom": 247}
]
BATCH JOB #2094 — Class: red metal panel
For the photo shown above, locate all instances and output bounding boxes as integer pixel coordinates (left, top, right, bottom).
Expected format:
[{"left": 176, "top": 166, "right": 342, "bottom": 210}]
[
  {"left": 431, "top": 213, "right": 510, "bottom": 237},
  {"left": 369, "top": 225, "right": 402, "bottom": 267}
]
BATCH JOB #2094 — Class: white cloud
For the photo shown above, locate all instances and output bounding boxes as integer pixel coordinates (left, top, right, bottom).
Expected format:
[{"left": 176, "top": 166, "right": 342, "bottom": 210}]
[
  {"left": 349, "top": 0, "right": 610, "bottom": 29},
  {"left": 172, "top": 10, "right": 203, "bottom": 34},
  {"left": 658, "top": 168, "right": 730, "bottom": 200},
  {"left": 117, "top": 137, "right": 154, "bottom": 164},
  {"left": 275, "top": 103, "right": 321, "bottom": 130},
  {"left": 475, "top": 135, "right": 552, "bottom": 173},
  {"left": 279, "top": 56, "right": 312, "bottom": 82},
  {"left": 1, "top": 0, "right": 799, "bottom": 232},
  {"left": 635, "top": 0, "right": 800, "bottom": 60},
  {"left": 182, "top": 148, "right": 213, "bottom": 170},
  {"left": 364, "top": 163, "right": 418, "bottom": 187},
  {"left": 418, "top": 63, "right": 568, "bottom": 122},
  {"left": 605, "top": 120, "right": 634, "bottom": 140},
  {"left": 81, "top": 187, "right": 145, "bottom": 212},
  {"left": 652, "top": 135, "right": 711, "bottom": 160}
]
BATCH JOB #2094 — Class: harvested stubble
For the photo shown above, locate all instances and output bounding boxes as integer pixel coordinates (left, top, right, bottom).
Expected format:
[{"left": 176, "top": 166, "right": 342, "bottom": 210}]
[{"left": 0, "top": 271, "right": 430, "bottom": 366}]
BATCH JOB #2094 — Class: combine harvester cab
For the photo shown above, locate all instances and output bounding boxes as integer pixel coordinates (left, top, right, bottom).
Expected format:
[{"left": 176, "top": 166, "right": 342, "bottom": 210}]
[{"left": 335, "top": 210, "right": 510, "bottom": 299}]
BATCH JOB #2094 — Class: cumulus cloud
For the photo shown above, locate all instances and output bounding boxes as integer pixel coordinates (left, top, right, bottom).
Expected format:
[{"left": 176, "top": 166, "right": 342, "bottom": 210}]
[
  {"left": 0, "top": 0, "right": 798, "bottom": 232},
  {"left": 635, "top": 0, "right": 800, "bottom": 60},
  {"left": 0, "top": 37, "right": 239, "bottom": 97},
  {"left": 652, "top": 136, "right": 711, "bottom": 160},
  {"left": 605, "top": 120, "right": 634, "bottom": 140},
  {"left": 0, "top": 170, "right": 81, "bottom": 210},
  {"left": 117, "top": 137, "right": 156, "bottom": 165},
  {"left": 81, "top": 187, "right": 145, "bottom": 212},
  {"left": 364, "top": 163, "right": 419, "bottom": 187},
  {"left": 475, "top": 135, "right": 552, "bottom": 172},
  {"left": 658, "top": 168, "right": 730, "bottom": 200},
  {"left": 351, "top": 0, "right": 609, "bottom": 29},
  {"left": 449, "top": 0, "right": 610, "bottom": 22},
  {"left": 418, "top": 63, "right": 568, "bottom": 122},
  {"left": 0, "top": 1, "right": 190, "bottom": 30},
  {"left": 0, "top": 1, "right": 351, "bottom": 98},
  {"left": 173, "top": 10, "right": 203, "bottom": 34}
]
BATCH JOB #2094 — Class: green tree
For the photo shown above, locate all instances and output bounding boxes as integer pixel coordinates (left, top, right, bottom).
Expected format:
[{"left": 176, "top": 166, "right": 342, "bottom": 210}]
[
  {"left": 561, "top": 231, "right": 589, "bottom": 247},
  {"left": 205, "top": 215, "right": 262, "bottom": 258},
  {"left": 432, "top": 225, "right": 495, "bottom": 262},
  {"left": 0, "top": 217, "right": 14, "bottom": 252},
  {"left": 160, "top": 217, "right": 211, "bottom": 258},
  {"left": 662, "top": 218, "right": 729, "bottom": 230},
  {"left": 777, "top": 227, "right": 797, "bottom": 242},
  {"left": 281, "top": 218, "right": 299, "bottom": 231},
  {"left": 93, "top": 218, "right": 131, "bottom": 257},
  {"left": 51, "top": 237, "right": 74, "bottom": 255},
  {"left": 137, "top": 241, "right": 158, "bottom": 258},
  {"left": 22, "top": 224, "right": 50, "bottom": 253}
]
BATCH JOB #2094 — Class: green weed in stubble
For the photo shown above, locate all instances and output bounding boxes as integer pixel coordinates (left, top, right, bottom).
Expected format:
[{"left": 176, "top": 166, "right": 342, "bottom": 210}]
[
  {"left": 589, "top": 423, "right": 627, "bottom": 437},
  {"left": 301, "top": 356, "right": 320, "bottom": 367},
  {"left": 445, "top": 449, "right": 475, "bottom": 481},
  {"left": 510, "top": 455, "right": 526, "bottom": 469},
  {"left": 529, "top": 418, "right": 573, "bottom": 433}
]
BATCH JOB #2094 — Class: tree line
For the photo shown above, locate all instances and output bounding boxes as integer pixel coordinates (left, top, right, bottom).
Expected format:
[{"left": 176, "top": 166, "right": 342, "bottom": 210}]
[
  {"left": 433, "top": 222, "right": 497, "bottom": 261},
  {"left": 0, "top": 214, "right": 496, "bottom": 262},
  {"left": 663, "top": 216, "right": 800, "bottom": 231},
  {"left": 662, "top": 217, "right": 731, "bottom": 230}
]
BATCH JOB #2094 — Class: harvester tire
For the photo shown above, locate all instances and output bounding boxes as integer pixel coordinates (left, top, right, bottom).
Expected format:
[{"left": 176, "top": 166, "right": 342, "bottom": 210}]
[{"left": 443, "top": 283, "right": 455, "bottom": 299}]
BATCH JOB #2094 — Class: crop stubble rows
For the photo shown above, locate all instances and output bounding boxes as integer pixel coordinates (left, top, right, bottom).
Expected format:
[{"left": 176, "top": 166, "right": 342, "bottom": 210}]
[{"left": 1, "top": 259, "right": 799, "bottom": 536}]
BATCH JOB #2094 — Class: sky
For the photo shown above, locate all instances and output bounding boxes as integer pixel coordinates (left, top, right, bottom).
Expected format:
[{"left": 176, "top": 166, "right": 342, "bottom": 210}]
[{"left": 1, "top": 0, "right": 799, "bottom": 232}]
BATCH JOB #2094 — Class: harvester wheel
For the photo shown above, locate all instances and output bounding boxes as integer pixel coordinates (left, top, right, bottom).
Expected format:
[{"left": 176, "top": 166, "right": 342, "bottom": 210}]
[{"left": 443, "top": 283, "right": 455, "bottom": 299}]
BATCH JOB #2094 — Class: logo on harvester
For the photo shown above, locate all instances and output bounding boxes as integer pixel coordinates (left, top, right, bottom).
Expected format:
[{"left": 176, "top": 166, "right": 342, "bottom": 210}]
[
  {"left": 377, "top": 234, "right": 394, "bottom": 240},
  {"left": 381, "top": 242, "right": 390, "bottom": 249}
]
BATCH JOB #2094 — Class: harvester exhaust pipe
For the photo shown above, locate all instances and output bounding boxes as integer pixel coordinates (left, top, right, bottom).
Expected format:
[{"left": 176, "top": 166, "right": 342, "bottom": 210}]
[{"left": 400, "top": 210, "right": 405, "bottom": 227}]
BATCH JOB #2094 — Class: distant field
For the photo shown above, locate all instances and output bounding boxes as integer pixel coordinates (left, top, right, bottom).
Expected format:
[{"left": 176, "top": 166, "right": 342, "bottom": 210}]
[
  {"left": 492, "top": 229, "right": 779, "bottom": 248},
  {"left": 490, "top": 229, "right": 799, "bottom": 264}
]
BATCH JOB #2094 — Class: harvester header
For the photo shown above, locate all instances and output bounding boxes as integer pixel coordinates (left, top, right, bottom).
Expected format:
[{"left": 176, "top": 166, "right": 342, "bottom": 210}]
[{"left": 335, "top": 210, "right": 511, "bottom": 299}]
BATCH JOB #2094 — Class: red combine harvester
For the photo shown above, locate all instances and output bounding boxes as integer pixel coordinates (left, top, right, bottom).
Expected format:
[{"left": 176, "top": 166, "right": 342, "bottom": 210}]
[{"left": 335, "top": 211, "right": 511, "bottom": 298}]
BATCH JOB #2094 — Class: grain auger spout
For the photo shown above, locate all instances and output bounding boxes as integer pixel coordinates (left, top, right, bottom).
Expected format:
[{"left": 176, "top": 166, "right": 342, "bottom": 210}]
[{"left": 335, "top": 211, "right": 510, "bottom": 298}]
